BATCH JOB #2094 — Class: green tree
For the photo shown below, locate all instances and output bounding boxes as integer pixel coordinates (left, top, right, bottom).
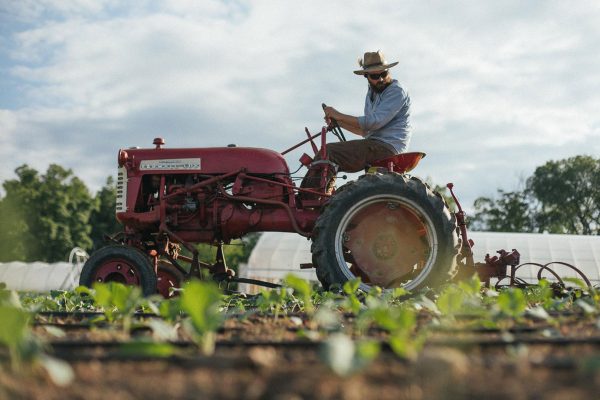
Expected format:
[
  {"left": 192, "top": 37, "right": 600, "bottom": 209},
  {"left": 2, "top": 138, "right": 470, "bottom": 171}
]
[
  {"left": 471, "top": 189, "right": 535, "bottom": 232},
  {"left": 527, "top": 155, "right": 600, "bottom": 235},
  {"left": 0, "top": 164, "right": 96, "bottom": 262},
  {"left": 89, "top": 176, "right": 122, "bottom": 250},
  {"left": 0, "top": 186, "right": 32, "bottom": 261},
  {"left": 471, "top": 155, "right": 600, "bottom": 235}
]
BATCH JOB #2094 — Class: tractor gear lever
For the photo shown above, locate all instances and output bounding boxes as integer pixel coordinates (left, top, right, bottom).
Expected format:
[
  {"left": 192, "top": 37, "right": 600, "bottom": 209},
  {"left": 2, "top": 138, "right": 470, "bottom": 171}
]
[{"left": 322, "top": 103, "right": 347, "bottom": 142}]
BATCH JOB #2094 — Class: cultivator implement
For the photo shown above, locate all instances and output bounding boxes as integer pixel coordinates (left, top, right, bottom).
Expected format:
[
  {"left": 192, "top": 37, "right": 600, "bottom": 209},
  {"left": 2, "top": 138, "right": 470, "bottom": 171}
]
[{"left": 447, "top": 184, "right": 594, "bottom": 290}]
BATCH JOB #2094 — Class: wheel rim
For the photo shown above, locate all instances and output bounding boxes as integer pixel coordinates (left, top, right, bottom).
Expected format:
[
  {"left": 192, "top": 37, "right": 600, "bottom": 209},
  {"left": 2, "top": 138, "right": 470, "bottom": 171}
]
[
  {"left": 334, "top": 194, "right": 438, "bottom": 291},
  {"left": 157, "top": 266, "right": 182, "bottom": 298},
  {"left": 93, "top": 258, "right": 141, "bottom": 286}
]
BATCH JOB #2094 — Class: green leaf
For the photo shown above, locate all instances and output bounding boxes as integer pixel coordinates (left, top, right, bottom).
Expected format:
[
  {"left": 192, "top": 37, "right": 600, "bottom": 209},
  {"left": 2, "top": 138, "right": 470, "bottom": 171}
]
[
  {"left": 342, "top": 279, "right": 361, "bottom": 295},
  {"left": 563, "top": 277, "right": 589, "bottom": 290},
  {"left": 180, "top": 280, "right": 223, "bottom": 336},
  {"left": 0, "top": 288, "right": 22, "bottom": 308},
  {"left": 458, "top": 274, "right": 482, "bottom": 296},
  {"left": 284, "top": 274, "right": 314, "bottom": 313},
  {"left": 92, "top": 282, "right": 142, "bottom": 316},
  {"left": 437, "top": 285, "right": 466, "bottom": 316},
  {"left": 118, "top": 341, "right": 176, "bottom": 357},
  {"left": 0, "top": 306, "right": 29, "bottom": 347},
  {"left": 497, "top": 288, "right": 527, "bottom": 318},
  {"left": 158, "top": 297, "right": 183, "bottom": 322},
  {"left": 356, "top": 340, "right": 381, "bottom": 362}
]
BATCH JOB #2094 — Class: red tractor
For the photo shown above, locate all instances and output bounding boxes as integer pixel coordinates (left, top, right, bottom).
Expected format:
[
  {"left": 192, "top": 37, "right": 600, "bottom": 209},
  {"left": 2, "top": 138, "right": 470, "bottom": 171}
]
[{"left": 80, "top": 119, "right": 514, "bottom": 297}]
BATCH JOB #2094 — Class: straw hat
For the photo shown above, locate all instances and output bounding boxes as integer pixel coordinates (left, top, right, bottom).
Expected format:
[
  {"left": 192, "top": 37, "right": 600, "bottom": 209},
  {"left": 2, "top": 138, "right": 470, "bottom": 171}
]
[{"left": 353, "top": 50, "right": 399, "bottom": 75}]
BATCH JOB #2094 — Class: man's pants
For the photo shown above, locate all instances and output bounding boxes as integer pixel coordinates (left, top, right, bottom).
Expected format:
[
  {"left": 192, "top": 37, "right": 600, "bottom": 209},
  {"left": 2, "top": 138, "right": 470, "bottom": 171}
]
[{"left": 300, "top": 139, "right": 395, "bottom": 195}]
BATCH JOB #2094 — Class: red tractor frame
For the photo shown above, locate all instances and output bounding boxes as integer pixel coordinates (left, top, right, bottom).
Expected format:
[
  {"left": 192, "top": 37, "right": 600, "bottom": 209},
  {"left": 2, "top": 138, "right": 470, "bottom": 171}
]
[{"left": 80, "top": 123, "right": 519, "bottom": 297}]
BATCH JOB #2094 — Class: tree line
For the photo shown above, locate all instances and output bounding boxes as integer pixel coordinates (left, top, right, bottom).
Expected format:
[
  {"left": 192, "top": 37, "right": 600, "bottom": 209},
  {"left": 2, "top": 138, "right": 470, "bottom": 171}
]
[
  {"left": 471, "top": 155, "right": 599, "bottom": 235},
  {"left": 0, "top": 164, "right": 258, "bottom": 266},
  {"left": 0, "top": 164, "right": 120, "bottom": 263},
  {"left": 0, "top": 155, "right": 597, "bottom": 263}
]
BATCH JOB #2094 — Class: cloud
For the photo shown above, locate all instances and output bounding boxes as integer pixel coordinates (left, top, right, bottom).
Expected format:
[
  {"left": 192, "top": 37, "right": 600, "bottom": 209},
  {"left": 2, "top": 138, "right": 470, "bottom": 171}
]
[{"left": 1, "top": 1, "right": 599, "bottom": 211}]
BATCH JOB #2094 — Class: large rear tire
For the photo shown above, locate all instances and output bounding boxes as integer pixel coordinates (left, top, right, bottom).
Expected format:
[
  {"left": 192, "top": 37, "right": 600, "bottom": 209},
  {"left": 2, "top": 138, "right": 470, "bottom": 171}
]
[
  {"left": 79, "top": 245, "right": 157, "bottom": 296},
  {"left": 311, "top": 173, "right": 458, "bottom": 292}
]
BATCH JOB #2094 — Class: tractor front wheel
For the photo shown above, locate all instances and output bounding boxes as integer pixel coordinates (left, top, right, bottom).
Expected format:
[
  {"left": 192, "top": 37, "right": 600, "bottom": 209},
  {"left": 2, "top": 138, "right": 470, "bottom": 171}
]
[
  {"left": 311, "top": 173, "right": 459, "bottom": 292},
  {"left": 79, "top": 245, "right": 157, "bottom": 296}
]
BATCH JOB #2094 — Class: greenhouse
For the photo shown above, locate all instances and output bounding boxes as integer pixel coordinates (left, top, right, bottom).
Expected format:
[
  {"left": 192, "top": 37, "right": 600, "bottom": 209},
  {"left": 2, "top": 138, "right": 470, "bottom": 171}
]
[{"left": 238, "top": 231, "right": 600, "bottom": 292}]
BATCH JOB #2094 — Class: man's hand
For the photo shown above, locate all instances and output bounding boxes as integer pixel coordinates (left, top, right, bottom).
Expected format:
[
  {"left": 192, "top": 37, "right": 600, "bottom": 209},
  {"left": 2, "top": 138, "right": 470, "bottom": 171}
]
[
  {"left": 323, "top": 106, "right": 342, "bottom": 125},
  {"left": 322, "top": 105, "right": 366, "bottom": 137}
]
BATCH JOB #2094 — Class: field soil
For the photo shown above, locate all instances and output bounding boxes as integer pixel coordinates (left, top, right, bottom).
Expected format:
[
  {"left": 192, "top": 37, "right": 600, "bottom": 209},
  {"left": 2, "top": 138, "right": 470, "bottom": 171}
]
[{"left": 1, "top": 314, "right": 599, "bottom": 399}]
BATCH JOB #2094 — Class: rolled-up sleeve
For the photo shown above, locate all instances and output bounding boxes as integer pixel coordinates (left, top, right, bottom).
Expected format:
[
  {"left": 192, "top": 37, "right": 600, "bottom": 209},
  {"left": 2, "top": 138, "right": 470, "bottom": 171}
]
[{"left": 358, "top": 87, "right": 407, "bottom": 132}]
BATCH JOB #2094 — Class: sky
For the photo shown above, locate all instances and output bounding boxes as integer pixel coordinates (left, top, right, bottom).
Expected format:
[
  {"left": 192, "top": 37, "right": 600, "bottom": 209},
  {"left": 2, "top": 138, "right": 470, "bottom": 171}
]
[{"left": 1, "top": 0, "right": 599, "bottom": 211}]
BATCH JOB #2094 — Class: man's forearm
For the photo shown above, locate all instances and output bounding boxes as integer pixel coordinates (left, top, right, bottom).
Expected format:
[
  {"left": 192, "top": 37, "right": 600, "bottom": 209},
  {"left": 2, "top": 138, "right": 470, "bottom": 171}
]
[{"left": 335, "top": 114, "right": 365, "bottom": 137}]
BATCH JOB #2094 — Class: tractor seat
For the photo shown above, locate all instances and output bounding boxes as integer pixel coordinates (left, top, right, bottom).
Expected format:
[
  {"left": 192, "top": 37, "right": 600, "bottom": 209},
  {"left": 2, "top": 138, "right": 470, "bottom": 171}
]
[{"left": 368, "top": 152, "right": 426, "bottom": 174}]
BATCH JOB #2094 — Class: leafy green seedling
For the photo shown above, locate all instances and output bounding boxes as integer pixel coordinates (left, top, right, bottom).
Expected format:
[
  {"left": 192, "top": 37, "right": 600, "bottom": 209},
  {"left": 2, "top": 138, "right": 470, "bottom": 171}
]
[
  {"left": 0, "top": 305, "right": 30, "bottom": 370},
  {"left": 0, "top": 300, "right": 74, "bottom": 386},
  {"left": 284, "top": 274, "right": 314, "bottom": 315},
  {"left": 92, "top": 282, "right": 144, "bottom": 333},
  {"left": 562, "top": 277, "right": 590, "bottom": 291},
  {"left": 388, "top": 330, "right": 426, "bottom": 360},
  {"left": 256, "top": 287, "right": 290, "bottom": 318},
  {"left": 458, "top": 274, "right": 482, "bottom": 296},
  {"left": 342, "top": 278, "right": 362, "bottom": 315},
  {"left": 524, "top": 279, "right": 554, "bottom": 309},
  {"left": 436, "top": 285, "right": 466, "bottom": 317},
  {"left": 158, "top": 297, "right": 184, "bottom": 322},
  {"left": 180, "top": 280, "right": 224, "bottom": 355},
  {"left": 497, "top": 288, "right": 527, "bottom": 319},
  {"left": 0, "top": 286, "right": 22, "bottom": 308}
]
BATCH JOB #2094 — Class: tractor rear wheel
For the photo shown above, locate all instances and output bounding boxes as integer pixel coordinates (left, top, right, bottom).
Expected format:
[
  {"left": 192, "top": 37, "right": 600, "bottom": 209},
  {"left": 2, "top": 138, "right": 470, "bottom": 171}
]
[
  {"left": 311, "top": 173, "right": 459, "bottom": 292},
  {"left": 79, "top": 245, "right": 157, "bottom": 296}
]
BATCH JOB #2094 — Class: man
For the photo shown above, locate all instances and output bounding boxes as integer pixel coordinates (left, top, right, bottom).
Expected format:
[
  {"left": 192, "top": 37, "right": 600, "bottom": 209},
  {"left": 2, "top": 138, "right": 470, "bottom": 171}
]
[{"left": 301, "top": 50, "right": 411, "bottom": 195}]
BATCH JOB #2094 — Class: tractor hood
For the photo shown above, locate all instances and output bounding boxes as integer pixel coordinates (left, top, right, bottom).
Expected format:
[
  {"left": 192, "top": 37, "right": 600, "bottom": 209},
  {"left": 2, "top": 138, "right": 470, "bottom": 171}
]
[{"left": 118, "top": 145, "right": 290, "bottom": 175}]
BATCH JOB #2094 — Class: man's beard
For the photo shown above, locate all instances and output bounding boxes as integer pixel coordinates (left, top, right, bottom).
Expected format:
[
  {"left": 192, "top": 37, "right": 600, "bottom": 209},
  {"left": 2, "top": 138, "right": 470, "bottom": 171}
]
[{"left": 370, "top": 80, "right": 389, "bottom": 93}]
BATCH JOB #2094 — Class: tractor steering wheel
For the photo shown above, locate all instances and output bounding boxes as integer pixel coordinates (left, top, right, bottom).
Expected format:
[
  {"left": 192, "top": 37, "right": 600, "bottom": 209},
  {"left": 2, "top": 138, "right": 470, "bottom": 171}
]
[{"left": 322, "top": 103, "right": 346, "bottom": 142}]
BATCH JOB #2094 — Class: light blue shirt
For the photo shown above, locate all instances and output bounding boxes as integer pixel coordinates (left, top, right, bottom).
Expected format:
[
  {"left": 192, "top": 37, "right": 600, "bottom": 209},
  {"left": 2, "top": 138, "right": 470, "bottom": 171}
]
[{"left": 357, "top": 79, "right": 411, "bottom": 153}]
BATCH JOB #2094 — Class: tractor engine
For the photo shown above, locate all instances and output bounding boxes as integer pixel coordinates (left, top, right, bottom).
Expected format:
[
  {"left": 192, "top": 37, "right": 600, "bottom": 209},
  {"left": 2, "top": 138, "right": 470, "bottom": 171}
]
[{"left": 115, "top": 139, "right": 300, "bottom": 244}]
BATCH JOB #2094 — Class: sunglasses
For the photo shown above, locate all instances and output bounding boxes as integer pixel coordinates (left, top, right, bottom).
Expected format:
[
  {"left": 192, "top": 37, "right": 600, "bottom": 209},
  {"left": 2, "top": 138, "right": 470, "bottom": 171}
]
[{"left": 366, "top": 71, "right": 388, "bottom": 80}]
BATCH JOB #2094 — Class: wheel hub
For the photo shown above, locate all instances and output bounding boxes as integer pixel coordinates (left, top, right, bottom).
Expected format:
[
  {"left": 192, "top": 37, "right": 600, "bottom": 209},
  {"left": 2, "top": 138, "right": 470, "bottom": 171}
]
[
  {"left": 93, "top": 259, "right": 140, "bottom": 286},
  {"left": 343, "top": 201, "right": 430, "bottom": 287}
]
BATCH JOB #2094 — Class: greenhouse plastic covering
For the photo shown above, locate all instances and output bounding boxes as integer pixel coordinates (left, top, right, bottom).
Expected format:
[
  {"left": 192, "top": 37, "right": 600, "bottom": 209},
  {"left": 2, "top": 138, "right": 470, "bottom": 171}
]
[
  {"left": 238, "top": 231, "right": 600, "bottom": 292},
  {"left": 0, "top": 235, "right": 598, "bottom": 293},
  {"left": 0, "top": 248, "right": 88, "bottom": 291}
]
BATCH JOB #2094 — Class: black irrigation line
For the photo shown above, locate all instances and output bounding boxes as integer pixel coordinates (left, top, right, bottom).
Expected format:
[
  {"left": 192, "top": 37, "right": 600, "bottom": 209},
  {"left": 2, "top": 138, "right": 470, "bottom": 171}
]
[
  {"left": 429, "top": 325, "right": 555, "bottom": 334},
  {"left": 32, "top": 309, "right": 597, "bottom": 324},
  {"left": 44, "top": 337, "right": 600, "bottom": 363},
  {"left": 33, "top": 322, "right": 156, "bottom": 333},
  {"left": 35, "top": 311, "right": 161, "bottom": 319},
  {"left": 33, "top": 310, "right": 595, "bottom": 335},
  {"left": 31, "top": 322, "right": 572, "bottom": 336},
  {"left": 45, "top": 334, "right": 600, "bottom": 355}
]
